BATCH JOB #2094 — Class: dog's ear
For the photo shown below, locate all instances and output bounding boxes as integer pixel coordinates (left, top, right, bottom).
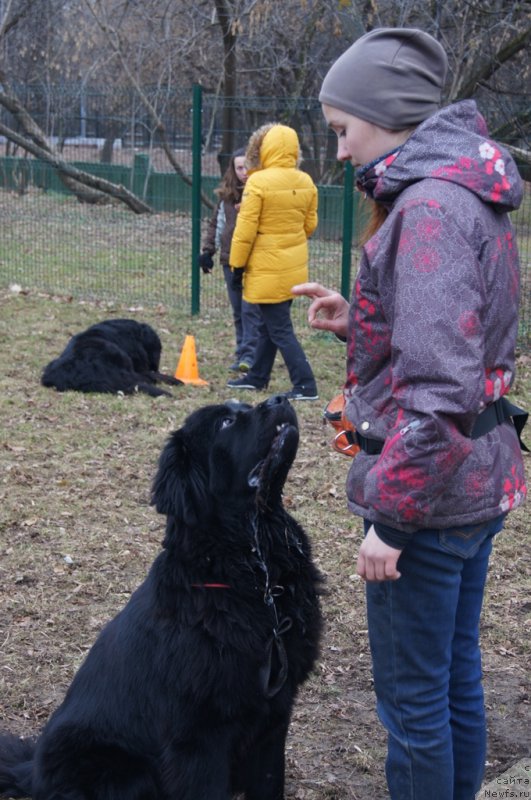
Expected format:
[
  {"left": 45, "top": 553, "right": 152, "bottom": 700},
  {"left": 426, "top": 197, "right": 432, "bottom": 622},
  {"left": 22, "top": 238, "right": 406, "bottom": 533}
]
[{"left": 151, "top": 430, "right": 212, "bottom": 527}]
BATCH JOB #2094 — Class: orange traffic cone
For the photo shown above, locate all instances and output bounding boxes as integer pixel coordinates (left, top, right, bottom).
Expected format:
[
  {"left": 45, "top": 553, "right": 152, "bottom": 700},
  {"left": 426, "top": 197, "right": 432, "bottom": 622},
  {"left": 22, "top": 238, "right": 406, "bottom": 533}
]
[{"left": 174, "top": 335, "right": 209, "bottom": 386}]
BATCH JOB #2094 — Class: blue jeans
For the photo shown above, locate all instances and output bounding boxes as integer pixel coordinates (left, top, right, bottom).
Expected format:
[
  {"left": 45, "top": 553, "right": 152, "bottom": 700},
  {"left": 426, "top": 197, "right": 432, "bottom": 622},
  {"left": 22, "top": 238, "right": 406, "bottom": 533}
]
[
  {"left": 364, "top": 515, "right": 505, "bottom": 800},
  {"left": 222, "top": 264, "right": 261, "bottom": 365}
]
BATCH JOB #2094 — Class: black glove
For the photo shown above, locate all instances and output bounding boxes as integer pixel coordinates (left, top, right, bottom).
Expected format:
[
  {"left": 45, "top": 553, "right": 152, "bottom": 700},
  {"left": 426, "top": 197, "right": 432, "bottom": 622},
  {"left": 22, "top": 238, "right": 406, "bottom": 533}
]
[
  {"left": 198, "top": 251, "right": 214, "bottom": 274},
  {"left": 230, "top": 267, "right": 244, "bottom": 290}
]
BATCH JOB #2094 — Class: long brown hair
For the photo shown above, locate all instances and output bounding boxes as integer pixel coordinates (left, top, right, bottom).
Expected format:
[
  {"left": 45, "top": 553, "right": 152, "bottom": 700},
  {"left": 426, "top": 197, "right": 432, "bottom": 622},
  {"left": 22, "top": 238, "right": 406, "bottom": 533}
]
[
  {"left": 359, "top": 199, "right": 389, "bottom": 244},
  {"left": 215, "top": 148, "right": 246, "bottom": 205}
]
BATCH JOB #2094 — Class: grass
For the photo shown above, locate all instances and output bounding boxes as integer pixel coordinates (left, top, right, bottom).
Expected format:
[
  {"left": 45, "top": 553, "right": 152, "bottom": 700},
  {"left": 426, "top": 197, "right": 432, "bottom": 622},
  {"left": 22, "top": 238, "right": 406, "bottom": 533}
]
[
  {"left": 0, "top": 188, "right": 341, "bottom": 317},
  {"left": 1, "top": 186, "right": 529, "bottom": 348},
  {"left": 0, "top": 288, "right": 529, "bottom": 798},
  {"left": 0, "top": 193, "right": 348, "bottom": 324}
]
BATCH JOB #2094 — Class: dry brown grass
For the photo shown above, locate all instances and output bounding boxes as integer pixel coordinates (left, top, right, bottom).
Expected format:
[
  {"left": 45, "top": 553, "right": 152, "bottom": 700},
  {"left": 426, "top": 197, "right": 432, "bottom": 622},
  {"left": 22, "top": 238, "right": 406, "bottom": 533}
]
[{"left": 0, "top": 289, "right": 529, "bottom": 799}]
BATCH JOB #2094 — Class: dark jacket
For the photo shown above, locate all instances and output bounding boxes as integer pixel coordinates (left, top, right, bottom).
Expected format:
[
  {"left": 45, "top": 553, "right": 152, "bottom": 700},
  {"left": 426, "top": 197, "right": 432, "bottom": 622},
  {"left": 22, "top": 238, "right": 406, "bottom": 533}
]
[
  {"left": 344, "top": 100, "right": 526, "bottom": 537},
  {"left": 202, "top": 199, "right": 240, "bottom": 266}
]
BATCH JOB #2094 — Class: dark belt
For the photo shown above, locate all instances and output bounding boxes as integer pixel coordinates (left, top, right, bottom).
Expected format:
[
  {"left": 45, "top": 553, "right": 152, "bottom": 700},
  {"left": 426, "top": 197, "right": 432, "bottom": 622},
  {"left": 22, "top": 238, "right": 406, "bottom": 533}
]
[
  {"left": 470, "top": 396, "right": 528, "bottom": 448},
  {"left": 354, "top": 430, "right": 385, "bottom": 455},
  {"left": 355, "top": 397, "right": 529, "bottom": 456}
]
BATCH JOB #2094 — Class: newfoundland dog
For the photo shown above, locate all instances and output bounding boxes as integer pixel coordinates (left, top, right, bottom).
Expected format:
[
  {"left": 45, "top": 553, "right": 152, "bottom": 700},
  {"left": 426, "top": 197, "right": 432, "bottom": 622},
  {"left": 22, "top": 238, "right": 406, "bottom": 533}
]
[
  {"left": 41, "top": 318, "right": 182, "bottom": 397},
  {"left": 0, "top": 396, "right": 323, "bottom": 800}
]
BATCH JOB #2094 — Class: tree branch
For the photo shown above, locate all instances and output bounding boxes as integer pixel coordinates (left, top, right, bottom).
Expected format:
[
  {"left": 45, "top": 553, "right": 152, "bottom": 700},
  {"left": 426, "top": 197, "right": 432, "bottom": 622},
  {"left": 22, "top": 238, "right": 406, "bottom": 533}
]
[
  {"left": 0, "top": 88, "right": 123, "bottom": 205},
  {"left": 454, "top": 25, "right": 531, "bottom": 100},
  {"left": 0, "top": 121, "right": 152, "bottom": 214},
  {"left": 84, "top": 0, "right": 215, "bottom": 209},
  {"left": 504, "top": 143, "right": 531, "bottom": 168}
]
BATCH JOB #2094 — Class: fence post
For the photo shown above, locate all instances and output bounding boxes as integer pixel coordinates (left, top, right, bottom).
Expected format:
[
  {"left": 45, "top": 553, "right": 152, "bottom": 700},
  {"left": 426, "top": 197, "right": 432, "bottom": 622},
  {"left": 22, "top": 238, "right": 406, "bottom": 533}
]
[
  {"left": 132, "top": 153, "right": 150, "bottom": 199},
  {"left": 191, "top": 84, "right": 203, "bottom": 315},
  {"left": 340, "top": 161, "right": 354, "bottom": 300}
]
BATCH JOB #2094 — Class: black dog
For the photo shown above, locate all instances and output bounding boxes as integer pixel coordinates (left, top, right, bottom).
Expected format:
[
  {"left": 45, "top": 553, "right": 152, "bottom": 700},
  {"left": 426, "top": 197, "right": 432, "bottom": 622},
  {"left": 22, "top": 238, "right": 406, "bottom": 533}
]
[
  {"left": 41, "top": 319, "right": 182, "bottom": 397},
  {"left": 0, "top": 396, "right": 323, "bottom": 799}
]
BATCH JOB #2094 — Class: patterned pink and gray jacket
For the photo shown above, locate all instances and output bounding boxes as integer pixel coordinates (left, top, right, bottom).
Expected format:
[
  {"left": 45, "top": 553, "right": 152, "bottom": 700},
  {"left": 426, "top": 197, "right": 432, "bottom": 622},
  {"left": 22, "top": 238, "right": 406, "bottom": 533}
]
[{"left": 344, "top": 100, "right": 527, "bottom": 538}]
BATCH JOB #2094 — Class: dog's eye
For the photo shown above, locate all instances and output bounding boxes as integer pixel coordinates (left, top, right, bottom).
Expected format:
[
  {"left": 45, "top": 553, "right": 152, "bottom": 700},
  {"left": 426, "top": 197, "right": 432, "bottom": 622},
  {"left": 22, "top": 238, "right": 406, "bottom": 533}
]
[{"left": 220, "top": 417, "right": 235, "bottom": 430}]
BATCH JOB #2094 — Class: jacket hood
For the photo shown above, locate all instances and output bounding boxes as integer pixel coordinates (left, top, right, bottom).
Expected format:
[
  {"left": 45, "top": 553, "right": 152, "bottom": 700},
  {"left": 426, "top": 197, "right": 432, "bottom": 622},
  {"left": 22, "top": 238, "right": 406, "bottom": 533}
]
[
  {"left": 245, "top": 123, "right": 300, "bottom": 173},
  {"left": 357, "top": 100, "right": 523, "bottom": 213}
]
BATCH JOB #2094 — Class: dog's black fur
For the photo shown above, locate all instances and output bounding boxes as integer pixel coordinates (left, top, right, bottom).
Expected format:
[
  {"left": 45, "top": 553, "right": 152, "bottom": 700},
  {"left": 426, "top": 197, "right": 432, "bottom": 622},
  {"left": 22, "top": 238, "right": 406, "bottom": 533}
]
[
  {"left": 0, "top": 396, "right": 323, "bottom": 799},
  {"left": 41, "top": 319, "right": 182, "bottom": 397}
]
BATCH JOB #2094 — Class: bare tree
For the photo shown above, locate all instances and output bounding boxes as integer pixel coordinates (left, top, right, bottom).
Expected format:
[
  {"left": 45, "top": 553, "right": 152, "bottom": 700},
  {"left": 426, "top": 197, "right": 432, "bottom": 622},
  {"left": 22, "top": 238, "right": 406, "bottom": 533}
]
[
  {"left": 0, "top": 0, "right": 528, "bottom": 207},
  {"left": 0, "top": 0, "right": 155, "bottom": 209},
  {"left": 83, "top": 0, "right": 217, "bottom": 207},
  {"left": 212, "top": 0, "right": 238, "bottom": 170},
  {"left": 198, "top": 0, "right": 529, "bottom": 177},
  {"left": 351, "top": 0, "right": 530, "bottom": 146},
  {"left": 0, "top": 117, "right": 151, "bottom": 211}
]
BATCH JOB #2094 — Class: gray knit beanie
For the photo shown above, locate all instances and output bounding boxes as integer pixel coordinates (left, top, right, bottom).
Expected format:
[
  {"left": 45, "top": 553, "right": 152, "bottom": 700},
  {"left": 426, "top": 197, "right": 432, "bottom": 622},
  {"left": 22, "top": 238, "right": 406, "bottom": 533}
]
[{"left": 319, "top": 28, "right": 448, "bottom": 129}]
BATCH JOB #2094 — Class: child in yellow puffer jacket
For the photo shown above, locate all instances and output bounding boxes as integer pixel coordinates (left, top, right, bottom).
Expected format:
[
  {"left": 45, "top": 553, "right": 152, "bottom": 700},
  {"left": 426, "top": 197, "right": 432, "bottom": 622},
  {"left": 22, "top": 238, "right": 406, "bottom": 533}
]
[{"left": 227, "top": 123, "right": 319, "bottom": 400}]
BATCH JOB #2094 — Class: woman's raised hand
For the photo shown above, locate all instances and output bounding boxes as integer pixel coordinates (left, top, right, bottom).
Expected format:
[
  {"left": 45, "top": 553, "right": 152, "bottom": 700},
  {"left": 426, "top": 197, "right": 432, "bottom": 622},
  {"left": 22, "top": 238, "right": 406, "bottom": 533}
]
[{"left": 291, "top": 282, "right": 349, "bottom": 339}]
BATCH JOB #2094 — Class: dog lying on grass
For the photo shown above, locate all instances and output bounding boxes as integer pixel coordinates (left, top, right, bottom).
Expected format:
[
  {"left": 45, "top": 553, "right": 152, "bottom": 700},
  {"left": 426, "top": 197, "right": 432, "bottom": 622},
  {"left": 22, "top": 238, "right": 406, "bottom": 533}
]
[
  {"left": 0, "top": 396, "right": 323, "bottom": 800},
  {"left": 41, "top": 318, "right": 182, "bottom": 397}
]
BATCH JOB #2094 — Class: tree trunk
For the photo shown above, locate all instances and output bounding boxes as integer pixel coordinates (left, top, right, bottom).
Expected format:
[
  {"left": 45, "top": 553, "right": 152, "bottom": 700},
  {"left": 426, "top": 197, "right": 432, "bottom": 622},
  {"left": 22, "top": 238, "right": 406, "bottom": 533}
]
[
  {"left": 215, "top": 0, "right": 237, "bottom": 174},
  {"left": 0, "top": 88, "right": 113, "bottom": 205},
  {"left": 0, "top": 120, "right": 152, "bottom": 213},
  {"left": 100, "top": 136, "right": 116, "bottom": 164}
]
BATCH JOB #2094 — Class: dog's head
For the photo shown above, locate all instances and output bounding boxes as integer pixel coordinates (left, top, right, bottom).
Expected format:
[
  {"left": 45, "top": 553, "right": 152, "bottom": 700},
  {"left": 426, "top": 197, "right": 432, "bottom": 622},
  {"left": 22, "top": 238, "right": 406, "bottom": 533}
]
[
  {"left": 137, "top": 322, "right": 162, "bottom": 371},
  {"left": 151, "top": 395, "right": 299, "bottom": 526}
]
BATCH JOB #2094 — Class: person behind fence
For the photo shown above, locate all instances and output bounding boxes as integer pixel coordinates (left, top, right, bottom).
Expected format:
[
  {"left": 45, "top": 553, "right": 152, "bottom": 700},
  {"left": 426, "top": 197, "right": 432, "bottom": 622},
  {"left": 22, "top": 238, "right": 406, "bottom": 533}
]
[
  {"left": 227, "top": 123, "right": 319, "bottom": 400},
  {"left": 292, "top": 27, "right": 527, "bottom": 800},
  {"left": 198, "top": 148, "right": 261, "bottom": 373}
]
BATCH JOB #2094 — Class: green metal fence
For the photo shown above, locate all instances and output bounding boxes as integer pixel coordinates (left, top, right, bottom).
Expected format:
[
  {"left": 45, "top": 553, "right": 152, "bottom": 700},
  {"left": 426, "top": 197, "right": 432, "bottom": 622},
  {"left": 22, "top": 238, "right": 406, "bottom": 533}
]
[{"left": 0, "top": 85, "right": 529, "bottom": 346}]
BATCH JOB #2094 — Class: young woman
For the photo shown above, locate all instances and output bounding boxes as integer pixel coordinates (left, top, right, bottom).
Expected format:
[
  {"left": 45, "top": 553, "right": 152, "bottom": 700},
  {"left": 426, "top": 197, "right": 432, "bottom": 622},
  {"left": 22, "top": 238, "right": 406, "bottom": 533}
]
[
  {"left": 227, "top": 123, "right": 319, "bottom": 400},
  {"left": 199, "top": 148, "right": 261, "bottom": 373},
  {"left": 293, "top": 27, "right": 527, "bottom": 800}
]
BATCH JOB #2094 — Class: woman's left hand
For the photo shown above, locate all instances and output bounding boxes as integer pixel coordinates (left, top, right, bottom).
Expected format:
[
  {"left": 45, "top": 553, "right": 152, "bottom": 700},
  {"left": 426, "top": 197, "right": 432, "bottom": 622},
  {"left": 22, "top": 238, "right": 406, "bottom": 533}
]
[
  {"left": 357, "top": 526, "right": 402, "bottom": 581},
  {"left": 291, "top": 282, "right": 349, "bottom": 338}
]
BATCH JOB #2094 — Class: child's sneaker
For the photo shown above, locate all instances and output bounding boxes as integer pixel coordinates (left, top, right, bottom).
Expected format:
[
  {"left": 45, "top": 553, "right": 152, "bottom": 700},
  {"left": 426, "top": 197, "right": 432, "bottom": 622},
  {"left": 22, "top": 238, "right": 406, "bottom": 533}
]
[
  {"left": 283, "top": 387, "right": 319, "bottom": 401},
  {"left": 227, "top": 376, "right": 267, "bottom": 390}
]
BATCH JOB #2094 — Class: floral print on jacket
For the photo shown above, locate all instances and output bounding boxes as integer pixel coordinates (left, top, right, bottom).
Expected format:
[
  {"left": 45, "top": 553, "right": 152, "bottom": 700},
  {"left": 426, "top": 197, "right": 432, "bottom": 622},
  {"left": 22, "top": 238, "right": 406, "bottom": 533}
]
[{"left": 344, "top": 100, "right": 526, "bottom": 534}]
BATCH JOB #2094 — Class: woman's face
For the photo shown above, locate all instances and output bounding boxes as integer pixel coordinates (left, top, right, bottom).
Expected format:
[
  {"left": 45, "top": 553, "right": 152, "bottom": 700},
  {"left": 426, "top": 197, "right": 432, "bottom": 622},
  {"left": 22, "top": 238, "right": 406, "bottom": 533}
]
[
  {"left": 322, "top": 104, "right": 410, "bottom": 169},
  {"left": 233, "top": 156, "right": 248, "bottom": 183}
]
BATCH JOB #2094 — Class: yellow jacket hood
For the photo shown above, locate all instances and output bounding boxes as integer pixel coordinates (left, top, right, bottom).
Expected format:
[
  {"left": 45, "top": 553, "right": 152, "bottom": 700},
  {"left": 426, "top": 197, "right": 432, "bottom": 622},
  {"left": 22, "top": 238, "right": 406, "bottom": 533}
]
[{"left": 245, "top": 124, "right": 301, "bottom": 173}]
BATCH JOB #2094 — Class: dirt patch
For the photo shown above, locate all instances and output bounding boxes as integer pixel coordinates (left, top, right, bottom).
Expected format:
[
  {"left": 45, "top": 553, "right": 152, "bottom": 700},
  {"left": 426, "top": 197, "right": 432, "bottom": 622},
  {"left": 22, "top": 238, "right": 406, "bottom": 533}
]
[{"left": 0, "top": 290, "right": 529, "bottom": 799}]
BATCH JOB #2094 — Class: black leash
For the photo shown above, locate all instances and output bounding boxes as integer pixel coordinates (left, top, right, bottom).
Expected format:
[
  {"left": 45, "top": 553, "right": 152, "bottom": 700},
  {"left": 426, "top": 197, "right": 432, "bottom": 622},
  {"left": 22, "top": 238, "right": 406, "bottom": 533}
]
[
  {"left": 250, "top": 512, "right": 294, "bottom": 699},
  {"left": 259, "top": 616, "right": 293, "bottom": 699}
]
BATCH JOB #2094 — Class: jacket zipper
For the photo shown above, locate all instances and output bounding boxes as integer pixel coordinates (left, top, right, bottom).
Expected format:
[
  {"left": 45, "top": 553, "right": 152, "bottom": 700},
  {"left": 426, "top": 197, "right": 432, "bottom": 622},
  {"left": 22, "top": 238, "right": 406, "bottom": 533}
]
[{"left": 400, "top": 419, "right": 421, "bottom": 437}]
